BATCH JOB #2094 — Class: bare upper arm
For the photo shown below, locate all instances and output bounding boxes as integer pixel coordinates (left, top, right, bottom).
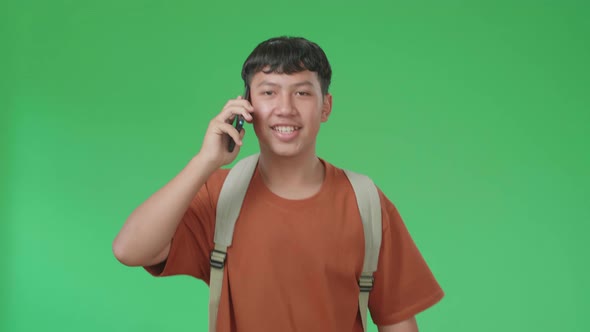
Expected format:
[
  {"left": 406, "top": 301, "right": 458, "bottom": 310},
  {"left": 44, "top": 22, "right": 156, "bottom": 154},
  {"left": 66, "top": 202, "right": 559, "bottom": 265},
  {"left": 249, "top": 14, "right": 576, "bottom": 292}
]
[
  {"left": 145, "top": 242, "right": 171, "bottom": 266},
  {"left": 378, "top": 316, "right": 418, "bottom": 332}
]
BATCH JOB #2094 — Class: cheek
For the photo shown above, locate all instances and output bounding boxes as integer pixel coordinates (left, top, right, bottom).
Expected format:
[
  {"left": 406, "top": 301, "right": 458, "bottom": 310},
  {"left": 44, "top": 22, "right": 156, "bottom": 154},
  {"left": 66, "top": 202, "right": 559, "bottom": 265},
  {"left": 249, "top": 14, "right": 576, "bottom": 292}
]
[
  {"left": 251, "top": 102, "right": 274, "bottom": 127},
  {"left": 252, "top": 101, "right": 274, "bottom": 115},
  {"left": 250, "top": 109, "right": 267, "bottom": 136}
]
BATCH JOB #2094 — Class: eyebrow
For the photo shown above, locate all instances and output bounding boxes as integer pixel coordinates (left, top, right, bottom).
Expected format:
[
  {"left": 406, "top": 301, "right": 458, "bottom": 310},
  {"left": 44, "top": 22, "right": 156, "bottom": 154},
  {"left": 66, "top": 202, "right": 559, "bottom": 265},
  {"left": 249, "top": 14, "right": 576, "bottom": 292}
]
[{"left": 256, "top": 80, "right": 315, "bottom": 88}]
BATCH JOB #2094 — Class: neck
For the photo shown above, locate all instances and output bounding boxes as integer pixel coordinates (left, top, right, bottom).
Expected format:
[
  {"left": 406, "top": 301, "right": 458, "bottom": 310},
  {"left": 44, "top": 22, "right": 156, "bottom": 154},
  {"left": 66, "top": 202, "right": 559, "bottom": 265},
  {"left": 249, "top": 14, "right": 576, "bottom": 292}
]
[{"left": 257, "top": 150, "right": 325, "bottom": 199}]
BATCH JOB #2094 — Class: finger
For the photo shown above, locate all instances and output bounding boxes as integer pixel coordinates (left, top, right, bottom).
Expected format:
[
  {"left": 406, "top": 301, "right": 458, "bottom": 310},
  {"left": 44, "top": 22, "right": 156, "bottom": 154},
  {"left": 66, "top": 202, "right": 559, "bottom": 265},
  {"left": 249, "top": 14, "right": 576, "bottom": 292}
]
[
  {"left": 219, "top": 105, "right": 254, "bottom": 122},
  {"left": 218, "top": 123, "right": 243, "bottom": 146},
  {"left": 224, "top": 98, "right": 254, "bottom": 112},
  {"left": 224, "top": 113, "right": 236, "bottom": 124},
  {"left": 218, "top": 108, "right": 246, "bottom": 125}
]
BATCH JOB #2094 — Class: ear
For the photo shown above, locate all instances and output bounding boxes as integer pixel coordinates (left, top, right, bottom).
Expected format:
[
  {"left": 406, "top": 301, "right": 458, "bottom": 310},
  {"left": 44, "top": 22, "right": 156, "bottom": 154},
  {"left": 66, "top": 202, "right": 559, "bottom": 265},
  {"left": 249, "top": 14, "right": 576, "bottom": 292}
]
[{"left": 320, "top": 93, "right": 333, "bottom": 122}]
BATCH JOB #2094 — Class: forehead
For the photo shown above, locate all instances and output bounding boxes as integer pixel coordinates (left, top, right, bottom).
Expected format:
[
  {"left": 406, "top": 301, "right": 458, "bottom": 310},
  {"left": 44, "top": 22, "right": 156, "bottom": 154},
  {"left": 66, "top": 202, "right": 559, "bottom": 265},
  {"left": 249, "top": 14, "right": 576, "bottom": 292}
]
[{"left": 250, "top": 70, "right": 321, "bottom": 88}]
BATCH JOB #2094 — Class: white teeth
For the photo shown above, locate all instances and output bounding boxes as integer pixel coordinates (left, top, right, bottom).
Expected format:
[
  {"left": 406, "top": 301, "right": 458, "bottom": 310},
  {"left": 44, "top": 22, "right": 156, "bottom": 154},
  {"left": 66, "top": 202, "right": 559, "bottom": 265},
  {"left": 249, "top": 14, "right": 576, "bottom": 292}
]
[{"left": 273, "top": 126, "right": 298, "bottom": 133}]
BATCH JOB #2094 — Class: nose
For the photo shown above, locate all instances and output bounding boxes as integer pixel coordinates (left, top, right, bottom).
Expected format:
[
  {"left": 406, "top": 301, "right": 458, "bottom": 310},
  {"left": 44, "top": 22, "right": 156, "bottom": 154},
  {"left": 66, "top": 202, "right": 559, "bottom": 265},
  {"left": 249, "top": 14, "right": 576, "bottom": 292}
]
[{"left": 276, "top": 93, "right": 296, "bottom": 116}]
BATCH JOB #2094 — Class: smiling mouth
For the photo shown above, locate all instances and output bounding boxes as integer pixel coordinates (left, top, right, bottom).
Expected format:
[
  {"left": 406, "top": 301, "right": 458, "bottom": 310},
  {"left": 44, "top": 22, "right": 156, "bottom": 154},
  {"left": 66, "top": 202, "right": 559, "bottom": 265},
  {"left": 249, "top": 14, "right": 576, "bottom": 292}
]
[{"left": 271, "top": 126, "right": 301, "bottom": 133}]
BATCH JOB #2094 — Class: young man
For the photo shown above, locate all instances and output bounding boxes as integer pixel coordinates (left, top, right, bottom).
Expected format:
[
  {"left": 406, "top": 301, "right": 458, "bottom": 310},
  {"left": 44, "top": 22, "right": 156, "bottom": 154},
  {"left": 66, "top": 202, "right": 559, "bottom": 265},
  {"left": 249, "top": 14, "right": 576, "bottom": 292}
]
[{"left": 113, "top": 36, "right": 444, "bottom": 332}]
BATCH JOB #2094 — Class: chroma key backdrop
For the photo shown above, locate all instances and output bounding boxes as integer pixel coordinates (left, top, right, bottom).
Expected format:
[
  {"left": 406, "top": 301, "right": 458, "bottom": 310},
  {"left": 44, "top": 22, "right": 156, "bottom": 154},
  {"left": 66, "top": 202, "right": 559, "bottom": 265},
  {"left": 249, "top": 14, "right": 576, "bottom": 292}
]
[{"left": 2, "top": 1, "right": 589, "bottom": 331}]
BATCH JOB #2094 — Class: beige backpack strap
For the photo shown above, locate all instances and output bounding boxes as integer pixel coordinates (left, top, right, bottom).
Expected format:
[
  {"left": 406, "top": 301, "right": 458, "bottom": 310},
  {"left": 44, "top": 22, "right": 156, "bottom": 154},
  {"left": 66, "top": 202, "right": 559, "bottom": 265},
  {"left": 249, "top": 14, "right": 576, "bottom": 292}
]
[
  {"left": 209, "top": 154, "right": 259, "bottom": 332},
  {"left": 343, "top": 170, "right": 382, "bottom": 332}
]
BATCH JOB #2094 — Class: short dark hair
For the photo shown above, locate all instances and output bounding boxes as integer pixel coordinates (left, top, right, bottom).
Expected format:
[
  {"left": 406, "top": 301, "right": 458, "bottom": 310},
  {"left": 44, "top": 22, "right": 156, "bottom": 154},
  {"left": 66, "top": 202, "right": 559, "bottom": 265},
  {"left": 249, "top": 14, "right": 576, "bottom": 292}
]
[{"left": 241, "top": 36, "right": 332, "bottom": 95}]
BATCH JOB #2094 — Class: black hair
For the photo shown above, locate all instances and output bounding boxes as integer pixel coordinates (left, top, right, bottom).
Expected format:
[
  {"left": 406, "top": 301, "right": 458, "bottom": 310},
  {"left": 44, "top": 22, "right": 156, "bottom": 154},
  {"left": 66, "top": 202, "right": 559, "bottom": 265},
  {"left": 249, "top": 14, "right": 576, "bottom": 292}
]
[{"left": 241, "top": 36, "right": 332, "bottom": 95}]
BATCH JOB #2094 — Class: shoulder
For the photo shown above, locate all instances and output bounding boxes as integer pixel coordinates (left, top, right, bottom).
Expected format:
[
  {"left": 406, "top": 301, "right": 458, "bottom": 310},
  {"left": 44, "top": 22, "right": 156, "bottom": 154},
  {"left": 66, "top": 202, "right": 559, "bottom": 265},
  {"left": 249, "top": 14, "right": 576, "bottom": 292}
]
[
  {"left": 324, "top": 158, "right": 392, "bottom": 202},
  {"left": 320, "top": 158, "right": 353, "bottom": 186},
  {"left": 202, "top": 167, "right": 230, "bottom": 200},
  {"left": 324, "top": 159, "right": 399, "bottom": 230},
  {"left": 190, "top": 168, "right": 230, "bottom": 212},
  {"left": 208, "top": 167, "right": 231, "bottom": 186},
  {"left": 202, "top": 155, "right": 259, "bottom": 207}
]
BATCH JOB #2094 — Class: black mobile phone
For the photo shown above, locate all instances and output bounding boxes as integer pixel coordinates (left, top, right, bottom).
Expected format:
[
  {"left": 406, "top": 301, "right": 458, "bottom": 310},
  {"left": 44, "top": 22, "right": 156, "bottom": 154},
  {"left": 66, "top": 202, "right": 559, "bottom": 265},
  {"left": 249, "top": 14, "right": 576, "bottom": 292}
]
[{"left": 227, "top": 86, "right": 250, "bottom": 152}]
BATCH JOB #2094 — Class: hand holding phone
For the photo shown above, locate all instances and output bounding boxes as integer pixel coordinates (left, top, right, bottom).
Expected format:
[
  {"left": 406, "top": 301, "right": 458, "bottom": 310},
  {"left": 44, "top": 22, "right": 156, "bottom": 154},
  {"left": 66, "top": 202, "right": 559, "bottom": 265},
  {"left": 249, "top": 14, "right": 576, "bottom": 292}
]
[{"left": 228, "top": 87, "right": 250, "bottom": 152}]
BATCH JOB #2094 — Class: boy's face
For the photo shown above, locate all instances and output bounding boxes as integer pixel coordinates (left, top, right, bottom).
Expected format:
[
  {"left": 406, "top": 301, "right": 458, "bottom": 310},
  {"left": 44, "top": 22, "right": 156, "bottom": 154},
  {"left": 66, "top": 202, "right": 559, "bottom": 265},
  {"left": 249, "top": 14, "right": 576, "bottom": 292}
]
[{"left": 249, "top": 69, "right": 332, "bottom": 159}]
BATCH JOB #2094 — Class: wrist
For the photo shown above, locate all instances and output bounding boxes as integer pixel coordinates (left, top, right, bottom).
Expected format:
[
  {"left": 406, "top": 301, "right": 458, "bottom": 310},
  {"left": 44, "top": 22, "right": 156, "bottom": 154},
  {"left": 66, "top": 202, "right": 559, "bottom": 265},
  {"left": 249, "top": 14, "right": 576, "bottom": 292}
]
[{"left": 190, "top": 153, "right": 221, "bottom": 175}]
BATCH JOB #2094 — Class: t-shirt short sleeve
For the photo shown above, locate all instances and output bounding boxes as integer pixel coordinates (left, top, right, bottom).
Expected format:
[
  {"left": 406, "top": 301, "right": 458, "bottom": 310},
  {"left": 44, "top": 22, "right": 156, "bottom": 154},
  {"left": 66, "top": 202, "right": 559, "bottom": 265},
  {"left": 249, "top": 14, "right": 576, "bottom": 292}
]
[
  {"left": 143, "top": 169, "right": 228, "bottom": 284},
  {"left": 368, "top": 189, "right": 444, "bottom": 326}
]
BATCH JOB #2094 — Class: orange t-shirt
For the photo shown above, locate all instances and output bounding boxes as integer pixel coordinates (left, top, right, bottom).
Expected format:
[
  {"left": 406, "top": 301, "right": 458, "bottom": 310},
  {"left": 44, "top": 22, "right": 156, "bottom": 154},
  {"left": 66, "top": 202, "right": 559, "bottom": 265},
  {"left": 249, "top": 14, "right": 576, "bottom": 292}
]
[{"left": 145, "top": 158, "right": 444, "bottom": 331}]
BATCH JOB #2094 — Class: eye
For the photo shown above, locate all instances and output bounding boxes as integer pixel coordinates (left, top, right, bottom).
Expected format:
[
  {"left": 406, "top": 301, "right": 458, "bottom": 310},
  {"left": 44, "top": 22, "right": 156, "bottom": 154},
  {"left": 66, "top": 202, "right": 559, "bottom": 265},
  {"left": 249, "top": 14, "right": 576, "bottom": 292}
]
[
  {"left": 263, "top": 90, "right": 274, "bottom": 96},
  {"left": 296, "top": 91, "right": 311, "bottom": 96}
]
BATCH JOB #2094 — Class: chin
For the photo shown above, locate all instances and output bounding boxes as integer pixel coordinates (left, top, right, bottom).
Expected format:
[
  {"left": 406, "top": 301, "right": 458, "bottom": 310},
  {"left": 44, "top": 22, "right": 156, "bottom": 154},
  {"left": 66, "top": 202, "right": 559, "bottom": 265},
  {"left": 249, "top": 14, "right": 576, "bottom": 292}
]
[
  {"left": 269, "top": 147, "right": 300, "bottom": 158},
  {"left": 259, "top": 142, "right": 305, "bottom": 159}
]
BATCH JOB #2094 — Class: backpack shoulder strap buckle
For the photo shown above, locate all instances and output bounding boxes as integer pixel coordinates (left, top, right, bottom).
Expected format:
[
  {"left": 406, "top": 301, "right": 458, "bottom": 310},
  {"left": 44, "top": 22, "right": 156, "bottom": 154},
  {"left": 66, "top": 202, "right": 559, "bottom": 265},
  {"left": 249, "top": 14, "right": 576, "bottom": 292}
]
[
  {"left": 359, "top": 273, "right": 375, "bottom": 292},
  {"left": 210, "top": 247, "right": 227, "bottom": 269}
]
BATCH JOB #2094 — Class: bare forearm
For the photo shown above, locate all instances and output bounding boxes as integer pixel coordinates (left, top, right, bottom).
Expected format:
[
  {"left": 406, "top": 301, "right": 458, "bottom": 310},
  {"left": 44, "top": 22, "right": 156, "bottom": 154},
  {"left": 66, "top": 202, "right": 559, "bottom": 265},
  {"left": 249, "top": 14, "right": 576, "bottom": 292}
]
[
  {"left": 378, "top": 316, "right": 418, "bottom": 332},
  {"left": 112, "top": 154, "right": 217, "bottom": 266}
]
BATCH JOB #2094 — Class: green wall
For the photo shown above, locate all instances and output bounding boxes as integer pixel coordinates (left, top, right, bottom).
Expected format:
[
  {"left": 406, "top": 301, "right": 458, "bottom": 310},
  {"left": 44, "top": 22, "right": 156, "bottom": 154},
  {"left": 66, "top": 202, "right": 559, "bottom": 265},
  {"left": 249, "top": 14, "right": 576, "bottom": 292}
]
[{"left": 3, "top": 0, "right": 589, "bottom": 331}]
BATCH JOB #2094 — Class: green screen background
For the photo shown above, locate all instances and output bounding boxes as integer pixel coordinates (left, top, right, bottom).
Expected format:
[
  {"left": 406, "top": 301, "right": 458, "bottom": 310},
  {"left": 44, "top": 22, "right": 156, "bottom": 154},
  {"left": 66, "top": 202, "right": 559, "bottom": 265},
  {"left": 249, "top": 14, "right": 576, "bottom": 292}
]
[{"left": 3, "top": 0, "right": 589, "bottom": 331}]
